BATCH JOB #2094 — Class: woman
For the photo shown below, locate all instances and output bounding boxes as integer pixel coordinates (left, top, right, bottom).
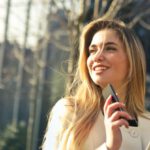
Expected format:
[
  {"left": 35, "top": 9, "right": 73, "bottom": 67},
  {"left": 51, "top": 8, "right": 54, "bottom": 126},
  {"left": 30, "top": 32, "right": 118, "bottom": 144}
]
[{"left": 42, "top": 18, "right": 150, "bottom": 150}]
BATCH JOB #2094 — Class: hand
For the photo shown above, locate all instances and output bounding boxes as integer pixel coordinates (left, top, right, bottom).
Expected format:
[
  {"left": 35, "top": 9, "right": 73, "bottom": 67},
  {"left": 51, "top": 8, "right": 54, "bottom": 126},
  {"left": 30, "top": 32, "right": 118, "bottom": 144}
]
[{"left": 103, "top": 95, "right": 132, "bottom": 150}]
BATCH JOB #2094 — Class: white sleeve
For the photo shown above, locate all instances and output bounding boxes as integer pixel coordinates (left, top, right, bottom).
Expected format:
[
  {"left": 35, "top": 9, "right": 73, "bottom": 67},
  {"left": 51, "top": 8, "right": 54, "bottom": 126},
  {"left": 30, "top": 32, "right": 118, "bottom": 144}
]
[
  {"left": 95, "top": 143, "right": 108, "bottom": 150},
  {"left": 42, "top": 99, "right": 73, "bottom": 150}
]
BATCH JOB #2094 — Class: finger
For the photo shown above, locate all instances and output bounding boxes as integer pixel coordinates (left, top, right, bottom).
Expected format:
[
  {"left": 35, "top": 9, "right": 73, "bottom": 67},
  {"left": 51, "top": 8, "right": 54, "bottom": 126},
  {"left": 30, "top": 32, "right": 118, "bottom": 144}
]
[
  {"left": 112, "top": 118, "right": 129, "bottom": 129},
  {"left": 103, "top": 95, "right": 112, "bottom": 114},
  {"left": 105, "top": 102, "right": 125, "bottom": 118},
  {"left": 110, "top": 110, "right": 132, "bottom": 121}
]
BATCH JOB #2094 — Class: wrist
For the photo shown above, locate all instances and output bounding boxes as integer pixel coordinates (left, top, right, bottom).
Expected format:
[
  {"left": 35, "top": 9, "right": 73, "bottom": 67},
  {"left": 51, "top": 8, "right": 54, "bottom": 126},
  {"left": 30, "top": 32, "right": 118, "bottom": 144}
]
[
  {"left": 105, "top": 143, "right": 119, "bottom": 150},
  {"left": 105, "top": 144, "right": 111, "bottom": 150}
]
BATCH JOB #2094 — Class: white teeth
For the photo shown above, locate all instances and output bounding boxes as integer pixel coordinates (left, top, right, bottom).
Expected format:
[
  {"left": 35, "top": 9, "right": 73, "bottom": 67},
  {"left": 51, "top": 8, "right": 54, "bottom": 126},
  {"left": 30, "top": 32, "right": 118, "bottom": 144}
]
[{"left": 95, "top": 66, "right": 107, "bottom": 71}]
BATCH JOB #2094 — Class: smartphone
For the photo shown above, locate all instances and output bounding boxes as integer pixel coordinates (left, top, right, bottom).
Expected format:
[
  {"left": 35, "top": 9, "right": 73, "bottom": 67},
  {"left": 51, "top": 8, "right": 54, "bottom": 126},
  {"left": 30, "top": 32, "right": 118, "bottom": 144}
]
[{"left": 102, "top": 84, "right": 138, "bottom": 127}]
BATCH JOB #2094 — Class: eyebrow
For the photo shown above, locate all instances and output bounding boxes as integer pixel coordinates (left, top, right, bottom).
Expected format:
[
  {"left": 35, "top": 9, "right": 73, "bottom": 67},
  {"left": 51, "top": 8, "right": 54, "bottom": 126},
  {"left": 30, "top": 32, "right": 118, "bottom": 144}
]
[{"left": 89, "top": 42, "right": 118, "bottom": 49}]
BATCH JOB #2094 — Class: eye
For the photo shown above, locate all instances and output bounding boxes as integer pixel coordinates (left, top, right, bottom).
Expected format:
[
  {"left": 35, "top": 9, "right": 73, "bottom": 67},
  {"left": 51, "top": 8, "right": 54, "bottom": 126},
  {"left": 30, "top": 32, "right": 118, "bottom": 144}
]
[
  {"left": 89, "top": 49, "right": 97, "bottom": 55},
  {"left": 105, "top": 46, "right": 117, "bottom": 51}
]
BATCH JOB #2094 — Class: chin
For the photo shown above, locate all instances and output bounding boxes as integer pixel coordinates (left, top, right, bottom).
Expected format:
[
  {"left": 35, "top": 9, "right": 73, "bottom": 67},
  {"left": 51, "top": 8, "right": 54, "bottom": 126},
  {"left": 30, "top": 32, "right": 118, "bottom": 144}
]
[{"left": 94, "top": 80, "right": 109, "bottom": 89}]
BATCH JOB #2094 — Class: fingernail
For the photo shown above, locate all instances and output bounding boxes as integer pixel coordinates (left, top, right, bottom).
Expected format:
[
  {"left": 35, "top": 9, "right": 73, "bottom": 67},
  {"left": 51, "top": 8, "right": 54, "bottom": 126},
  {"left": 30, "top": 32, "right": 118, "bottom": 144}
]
[
  {"left": 129, "top": 115, "right": 132, "bottom": 120},
  {"left": 121, "top": 102, "right": 125, "bottom": 106}
]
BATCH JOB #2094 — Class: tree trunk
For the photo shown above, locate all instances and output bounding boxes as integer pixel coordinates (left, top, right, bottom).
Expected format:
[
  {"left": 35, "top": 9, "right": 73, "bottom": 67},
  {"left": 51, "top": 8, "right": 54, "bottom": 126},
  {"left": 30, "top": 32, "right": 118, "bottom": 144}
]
[
  {"left": 26, "top": 52, "right": 38, "bottom": 150},
  {"left": 12, "top": 0, "right": 32, "bottom": 127},
  {"left": 65, "top": 0, "right": 87, "bottom": 94},
  {"left": 0, "top": 0, "right": 11, "bottom": 89},
  {"left": 31, "top": 1, "right": 52, "bottom": 149}
]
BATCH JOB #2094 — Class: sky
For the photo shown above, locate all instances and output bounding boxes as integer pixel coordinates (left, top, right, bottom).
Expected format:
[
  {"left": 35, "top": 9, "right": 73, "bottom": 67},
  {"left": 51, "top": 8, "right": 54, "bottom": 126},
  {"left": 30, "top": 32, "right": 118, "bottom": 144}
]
[{"left": 0, "top": 0, "right": 49, "bottom": 49}]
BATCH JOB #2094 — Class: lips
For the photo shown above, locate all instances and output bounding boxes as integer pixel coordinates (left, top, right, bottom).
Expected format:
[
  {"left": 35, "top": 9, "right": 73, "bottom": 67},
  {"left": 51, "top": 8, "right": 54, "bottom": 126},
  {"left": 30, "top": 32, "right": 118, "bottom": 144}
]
[{"left": 93, "top": 64, "right": 109, "bottom": 73}]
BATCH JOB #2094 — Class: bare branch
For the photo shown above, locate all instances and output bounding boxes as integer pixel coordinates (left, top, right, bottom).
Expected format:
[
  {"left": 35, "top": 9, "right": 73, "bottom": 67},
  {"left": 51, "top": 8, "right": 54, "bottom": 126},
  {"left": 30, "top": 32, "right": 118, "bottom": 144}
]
[
  {"left": 102, "top": 0, "right": 125, "bottom": 19},
  {"left": 128, "top": 9, "right": 150, "bottom": 28},
  {"left": 93, "top": 0, "right": 100, "bottom": 19},
  {"left": 50, "top": 38, "right": 70, "bottom": 52},
  {"left": 139, "top": 19, "right": 150, "bottom": 30}
]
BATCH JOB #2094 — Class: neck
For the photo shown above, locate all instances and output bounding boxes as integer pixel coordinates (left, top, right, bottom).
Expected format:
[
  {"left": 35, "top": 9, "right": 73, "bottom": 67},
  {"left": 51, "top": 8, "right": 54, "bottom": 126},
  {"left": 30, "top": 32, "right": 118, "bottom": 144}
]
[{"left": 114, "top": 84, "right": 127, "bottom": 103}]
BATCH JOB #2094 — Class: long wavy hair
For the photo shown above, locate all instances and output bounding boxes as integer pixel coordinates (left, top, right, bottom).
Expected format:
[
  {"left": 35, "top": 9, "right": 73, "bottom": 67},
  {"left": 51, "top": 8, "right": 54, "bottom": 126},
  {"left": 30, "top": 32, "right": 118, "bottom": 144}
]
[{"left": 45, "top": 18, "right": 146, "bottom": 150}]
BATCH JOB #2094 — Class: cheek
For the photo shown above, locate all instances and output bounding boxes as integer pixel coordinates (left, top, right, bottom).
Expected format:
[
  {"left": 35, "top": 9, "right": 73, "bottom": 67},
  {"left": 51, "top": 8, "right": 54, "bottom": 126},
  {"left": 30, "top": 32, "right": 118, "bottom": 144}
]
[
  {"left": 117, "top": 57, "right": 129, "bottom": 78},
  {"left": 87, "top": 56, "right": 94, "bottom": 76},
  {"left": 123, "top": 61, "right": 130, "bottom": 78},
  {"left": 122, "top": 55, "right": 129, "bottom": 71},
  {"left": 87, "top": 56, "right": 93, "bottom": 72}
]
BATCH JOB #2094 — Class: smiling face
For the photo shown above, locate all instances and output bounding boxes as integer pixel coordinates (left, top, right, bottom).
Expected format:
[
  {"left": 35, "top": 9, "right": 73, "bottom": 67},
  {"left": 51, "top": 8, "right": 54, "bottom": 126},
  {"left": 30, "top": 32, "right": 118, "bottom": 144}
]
[{"left": 87, "top": 29, "right": 129, "bottom": 89}]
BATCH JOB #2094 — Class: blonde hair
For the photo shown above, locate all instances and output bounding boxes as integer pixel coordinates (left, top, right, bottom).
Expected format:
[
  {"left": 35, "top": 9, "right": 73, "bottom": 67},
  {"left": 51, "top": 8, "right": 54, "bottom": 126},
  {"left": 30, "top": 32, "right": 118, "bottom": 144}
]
[{"left": 44, "top": 18, "right": 146, "bottom": 150}]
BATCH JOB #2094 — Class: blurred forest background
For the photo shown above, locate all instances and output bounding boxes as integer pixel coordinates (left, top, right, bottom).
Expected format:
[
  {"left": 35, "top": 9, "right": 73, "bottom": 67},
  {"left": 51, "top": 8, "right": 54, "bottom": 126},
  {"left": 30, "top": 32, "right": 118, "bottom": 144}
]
[{"left": 0, "top": 0, "right": 150, "bottom": 150}]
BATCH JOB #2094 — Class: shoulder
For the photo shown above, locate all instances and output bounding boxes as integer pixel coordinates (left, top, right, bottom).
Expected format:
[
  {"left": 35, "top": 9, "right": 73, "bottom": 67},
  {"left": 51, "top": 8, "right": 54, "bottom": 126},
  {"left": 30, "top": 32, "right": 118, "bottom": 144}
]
[
  {"left": 43, "top": 98, "right": 75, "bottom": 150},
  {"left": 138, "top": 112, "right": 150, "bottom": 148},
  {"left": 139, "top": 111, "right": 150, "bottom": 119},
  {"left": 138, "top": 112, "right": 150, "bottom": 128},
  {"left": 50, "top": 98, "right": 75, "bottom": 124},
  {"left": 52, "top": 98, "right": 75, "bottom": 114},
  {"left": 45, "top": 98, "right": 75, "bottom": 138}
]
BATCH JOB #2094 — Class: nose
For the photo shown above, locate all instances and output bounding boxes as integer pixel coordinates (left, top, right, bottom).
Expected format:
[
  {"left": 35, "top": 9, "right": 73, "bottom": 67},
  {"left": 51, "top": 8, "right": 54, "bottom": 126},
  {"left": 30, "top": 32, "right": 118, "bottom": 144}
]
[{"left": 92, "top": 49, "right": 105, "bottom": 62}]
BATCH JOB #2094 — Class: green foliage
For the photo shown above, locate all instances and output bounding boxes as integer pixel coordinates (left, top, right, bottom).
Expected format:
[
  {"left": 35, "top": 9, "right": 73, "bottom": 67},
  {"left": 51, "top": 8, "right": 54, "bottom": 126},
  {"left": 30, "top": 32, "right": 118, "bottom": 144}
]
[{"left": 0, "top": 121, "right": 27, "bottom": 150}]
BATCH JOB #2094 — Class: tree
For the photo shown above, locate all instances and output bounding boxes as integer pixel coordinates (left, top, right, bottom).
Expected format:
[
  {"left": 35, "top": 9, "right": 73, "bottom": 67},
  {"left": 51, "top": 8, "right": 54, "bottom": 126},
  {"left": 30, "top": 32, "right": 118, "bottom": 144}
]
[
  {"left": 0, "top": 122, "right": 26, "bottom": 150},
  {"left": 0, "top": 0, "right": 11, "bottom": 89},
  {"left": 12, "top": 0, "right": 32, "bottom": 127},
  {"left": 64, "top": 0, "right": 150, "bottom": 98}
]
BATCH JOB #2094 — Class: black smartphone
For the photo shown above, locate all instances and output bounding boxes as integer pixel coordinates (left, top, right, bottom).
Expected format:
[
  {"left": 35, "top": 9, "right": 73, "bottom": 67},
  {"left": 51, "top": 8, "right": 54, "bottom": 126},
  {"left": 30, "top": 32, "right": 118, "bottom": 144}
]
[{"left": 102, "top": 84, "right": 138, "bottom": 127}]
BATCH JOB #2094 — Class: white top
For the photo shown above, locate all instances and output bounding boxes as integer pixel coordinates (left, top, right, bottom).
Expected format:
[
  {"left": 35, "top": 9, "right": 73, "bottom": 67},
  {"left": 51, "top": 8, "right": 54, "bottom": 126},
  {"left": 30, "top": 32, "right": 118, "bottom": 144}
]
[
  {"left": 84, "top": 111, "right": 150, "bottom": 150},
  {"left": 43, "top": 99, "right": 150, "bottom": 150}
]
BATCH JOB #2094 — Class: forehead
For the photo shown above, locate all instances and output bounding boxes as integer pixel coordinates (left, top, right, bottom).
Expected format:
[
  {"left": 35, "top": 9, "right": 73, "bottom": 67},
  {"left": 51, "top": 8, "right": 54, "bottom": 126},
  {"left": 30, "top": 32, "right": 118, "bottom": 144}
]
[{"left": 90, "top": 29, "right": 121, "bottom": 45}]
